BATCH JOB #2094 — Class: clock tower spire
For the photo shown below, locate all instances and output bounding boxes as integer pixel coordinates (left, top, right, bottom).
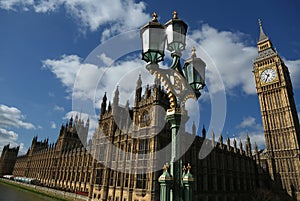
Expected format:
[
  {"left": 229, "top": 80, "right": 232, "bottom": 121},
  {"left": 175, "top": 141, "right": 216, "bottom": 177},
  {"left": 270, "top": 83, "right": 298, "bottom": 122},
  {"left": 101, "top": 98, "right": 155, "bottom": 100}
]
[
  {"left": 253, "top": 19, "right": 300, "bottom": 200},
  {"left": 258, "top": 19, "right": 268, "bottom": 42}
]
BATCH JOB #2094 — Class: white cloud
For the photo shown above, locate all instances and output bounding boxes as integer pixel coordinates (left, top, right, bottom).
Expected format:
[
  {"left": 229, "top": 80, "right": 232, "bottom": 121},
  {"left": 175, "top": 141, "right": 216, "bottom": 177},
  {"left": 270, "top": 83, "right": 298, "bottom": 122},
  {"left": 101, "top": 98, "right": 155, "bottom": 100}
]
[
  {"left": 0, "top": 104, "right": 35, "bottom": 155},
  {"left": 0, "top": 104, "right": 35, "bottom": 129},
  {"left": 97, "top": 53, "right": 114, "bottom": 66},
  {"left": 43, "top": 54, "right": 153, "bottom": 106},
  {"left": 188, "top": 25, "right": 258, "bottom": 95},
  {"left": 234, "top": 116, "right": 265, "bottom": 148},
  {"left": 18, "top": 142, "right": 27, "bottom": 155},
  {"left": 0, "top": 0, "right": 149, "bottom": 39},
  {"left": 42, "top": 55, "right": 82, "bottom": 91},
  {"left": 0, "top": 128, "right": 18, "bottom": 141},
  {"left": 284, "top": 59, "right": 300, "bottom": 88},
  {"left": 54, "top": 105, "right": 64, "bottom": 112},
  {"left": 0, "top": 0, "right": 33, "bottom": 11},
  {"left": 237, "top": 116, "right": 256, "bottom": 128},
  {"left": 50, "top": 121, "right": 57, "bottom": 129},
  {"left": 187, "top": 25, "right": 300, "bottom": 95}
]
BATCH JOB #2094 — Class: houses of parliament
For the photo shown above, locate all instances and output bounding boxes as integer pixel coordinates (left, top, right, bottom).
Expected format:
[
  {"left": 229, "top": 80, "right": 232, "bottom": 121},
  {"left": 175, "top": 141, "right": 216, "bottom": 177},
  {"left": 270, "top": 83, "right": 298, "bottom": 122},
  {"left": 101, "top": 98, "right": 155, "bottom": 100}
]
[{"left": 1, "top": 21, "right": 300, "bottom": 201}]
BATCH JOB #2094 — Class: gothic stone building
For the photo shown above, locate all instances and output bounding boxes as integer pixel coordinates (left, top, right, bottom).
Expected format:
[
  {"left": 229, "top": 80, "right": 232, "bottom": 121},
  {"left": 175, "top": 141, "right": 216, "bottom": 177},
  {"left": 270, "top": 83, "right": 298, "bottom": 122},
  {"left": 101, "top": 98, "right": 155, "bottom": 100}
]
[
  {"left": 0, "top": 144, "right": 19, "bottom": 176},
  {"left": 3, "top": 21, "right": 300, "bottom": 201},
  {"left": 12, "top": 116, "right": 94, "bottom": 194}
]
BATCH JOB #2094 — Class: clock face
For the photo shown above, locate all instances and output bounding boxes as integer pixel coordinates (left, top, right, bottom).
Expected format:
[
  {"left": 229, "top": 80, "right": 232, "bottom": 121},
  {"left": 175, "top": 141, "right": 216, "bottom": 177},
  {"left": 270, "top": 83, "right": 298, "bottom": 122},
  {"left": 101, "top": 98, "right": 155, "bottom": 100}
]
[{"left": 260, "top": 68, "right": 277, "bottom": 83}]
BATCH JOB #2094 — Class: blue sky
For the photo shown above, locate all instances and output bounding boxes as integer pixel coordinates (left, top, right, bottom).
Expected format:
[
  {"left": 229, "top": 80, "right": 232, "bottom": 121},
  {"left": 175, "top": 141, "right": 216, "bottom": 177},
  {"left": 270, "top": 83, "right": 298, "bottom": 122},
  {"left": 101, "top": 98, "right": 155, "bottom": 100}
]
[{"left": 0, "top": 0, "right": 300, "bottom": 155}]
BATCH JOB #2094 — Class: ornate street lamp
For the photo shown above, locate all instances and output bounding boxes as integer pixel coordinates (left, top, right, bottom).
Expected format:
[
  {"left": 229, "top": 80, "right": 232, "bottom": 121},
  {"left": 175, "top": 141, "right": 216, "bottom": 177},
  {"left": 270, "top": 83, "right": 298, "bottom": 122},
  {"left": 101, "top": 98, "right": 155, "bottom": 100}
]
[
  {"left": 183, "top": 47, "right": 206, "bottom": 99},
  {"left": 140, "top": 11, "right": 206, "bottom": 201},
  {"left": 165, "top": 11, "right": 188, "bottom": 53},
  {"left": 165, "top": 11, "right": 188, "bottom": 75},
  {"left": 140, "top": 12, "right": 166, "bottom": 64}
]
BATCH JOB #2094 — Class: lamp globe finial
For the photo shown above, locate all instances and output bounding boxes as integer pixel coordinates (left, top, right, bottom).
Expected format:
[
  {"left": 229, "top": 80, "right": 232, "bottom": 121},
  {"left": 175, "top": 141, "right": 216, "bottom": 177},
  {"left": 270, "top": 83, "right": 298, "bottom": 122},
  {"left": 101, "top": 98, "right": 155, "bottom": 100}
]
[
  {"left": 152, "top": 12, "right": 158, "bottom": 22},
  {"left": 173, "top": 11, "right": 178, "bottom": 19}
]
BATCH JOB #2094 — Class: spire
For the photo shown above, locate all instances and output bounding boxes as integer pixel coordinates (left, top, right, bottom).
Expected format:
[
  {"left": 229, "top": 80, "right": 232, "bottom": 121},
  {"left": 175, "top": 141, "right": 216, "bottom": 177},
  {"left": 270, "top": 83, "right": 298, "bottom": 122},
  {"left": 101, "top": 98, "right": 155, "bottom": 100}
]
[
  {"left": 107, "top": 101, "right": 112, "bottom": 113},
  {"left": 258, "top": 19, "right": 269, "bottom": 42},
  {"left": 239, "top": 139, "right": 243, "bottom": 154},
  {"left": 113, "top": 85, "right": 119, "bottom": 106},
  {"left": 219, "top": 133, "right": 223, "bottom": 145},
  {"left": 100, "top": 92, "right": 107, "bottom": 116},
  {"left": 233, "top": 138, "right": 237, "bottom": 153},
  {"left": 246, "top": 133, "right": 252, "bottom": 156},
  {"left": 226, "top": 137, "right": 230, "bottom": 151},
  {"left": 135, "top": 74, "right": 142, "bottom": 105},
  {"left": 246, "top": 133, "right": 250, "bottom": 142},
  {"left": 136, "top": 73, "right": 142, "bottom": 89}
]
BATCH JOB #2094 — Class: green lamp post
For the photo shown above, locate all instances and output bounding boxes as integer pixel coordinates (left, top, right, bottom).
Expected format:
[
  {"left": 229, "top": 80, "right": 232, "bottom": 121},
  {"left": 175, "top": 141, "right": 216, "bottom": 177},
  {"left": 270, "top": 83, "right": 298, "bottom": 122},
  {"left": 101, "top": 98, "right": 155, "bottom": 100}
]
[{"left": 140, "top": 11, "right": 206, "bottom": 201}]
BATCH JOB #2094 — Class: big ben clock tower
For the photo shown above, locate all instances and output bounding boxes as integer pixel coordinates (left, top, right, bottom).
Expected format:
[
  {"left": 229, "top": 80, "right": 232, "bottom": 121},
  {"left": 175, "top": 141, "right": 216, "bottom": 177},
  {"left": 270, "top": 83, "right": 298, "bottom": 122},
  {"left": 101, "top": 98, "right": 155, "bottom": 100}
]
[{"left": 253, "top": 19, "right": 300, "bottom": 199}]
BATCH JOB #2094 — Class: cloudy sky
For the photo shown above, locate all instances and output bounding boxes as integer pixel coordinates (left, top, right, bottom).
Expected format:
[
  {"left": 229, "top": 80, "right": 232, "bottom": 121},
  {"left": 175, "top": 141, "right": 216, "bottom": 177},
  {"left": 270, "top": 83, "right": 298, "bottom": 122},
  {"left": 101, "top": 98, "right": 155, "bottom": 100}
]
[{"left": 0, "top": 0, "right": 300, "bottom": 155}]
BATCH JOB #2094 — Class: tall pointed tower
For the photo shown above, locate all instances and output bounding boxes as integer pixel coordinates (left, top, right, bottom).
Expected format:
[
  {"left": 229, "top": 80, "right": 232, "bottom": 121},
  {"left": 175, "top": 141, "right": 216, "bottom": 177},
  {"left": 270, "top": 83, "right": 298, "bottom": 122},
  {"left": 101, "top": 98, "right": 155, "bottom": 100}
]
[{"left": 253, "top": 19, "right": 300, "bottom": 199}]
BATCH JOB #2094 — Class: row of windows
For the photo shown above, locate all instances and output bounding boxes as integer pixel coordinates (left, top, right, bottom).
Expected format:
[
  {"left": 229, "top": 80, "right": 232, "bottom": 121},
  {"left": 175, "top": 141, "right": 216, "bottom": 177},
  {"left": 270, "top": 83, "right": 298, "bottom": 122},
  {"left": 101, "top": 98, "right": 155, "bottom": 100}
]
[
  {"left": 93, "top": 194, "right": 146, "bottom": 201},
  {"left": 95, "top": 169, "right": 148, "bottom": 190},
  {"left": 257, "top": 57, "right": 275, "bottom": 67}
]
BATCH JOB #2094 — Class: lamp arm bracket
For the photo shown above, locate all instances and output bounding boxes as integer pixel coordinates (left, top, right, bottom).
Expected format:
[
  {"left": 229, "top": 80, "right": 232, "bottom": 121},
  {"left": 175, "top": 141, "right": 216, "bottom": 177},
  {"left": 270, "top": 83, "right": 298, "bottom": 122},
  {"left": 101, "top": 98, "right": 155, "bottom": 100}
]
[
  {"left": 170, "top": 53, "right": 184, "bottom": 77},
  {"left": 146, "top": 63, "right": 197, "bottom": 108}
]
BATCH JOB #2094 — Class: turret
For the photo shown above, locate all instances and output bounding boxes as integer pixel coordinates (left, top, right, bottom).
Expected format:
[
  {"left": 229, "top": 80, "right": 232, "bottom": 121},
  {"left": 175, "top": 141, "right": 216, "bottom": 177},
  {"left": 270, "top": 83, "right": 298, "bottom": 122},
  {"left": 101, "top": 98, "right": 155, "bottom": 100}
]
[
  {"left": 113, "top": 86, "right": 119, "bottom": 107},
  {"left": 219, "top": 133, "right": 223, "bottom": 148},
  {"left": 32, "top": 136, "right": 38, "bottom": 145},
  {"left": 100, "top": 92, "right": 107, "bottom": 117},
  {"left": 245, "top": 134, "right": 252, "bottom": 156},
  {"left": 233, "top": 138, "right": 237, "bottom": 153},
  {"left": 239, "top": 139, "right": 243, "bottom": 155},
  {"left": 107, "top": 101, "right": 112, "bottom": 113},
  {"left": 226, "top": 137, "right": 230, "bottom": 151},
  {"left": 135, "top": 74, "right": 142, "bottom": 105}
]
